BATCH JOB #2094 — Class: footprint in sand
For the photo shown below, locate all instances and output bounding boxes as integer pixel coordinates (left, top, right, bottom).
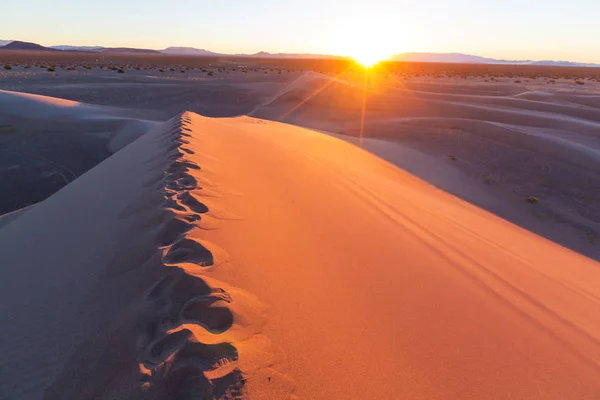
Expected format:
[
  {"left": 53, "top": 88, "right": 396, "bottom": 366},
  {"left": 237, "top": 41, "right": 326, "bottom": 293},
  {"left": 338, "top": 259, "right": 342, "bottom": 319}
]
[{"left": 164, "top": 238, "right": 214, "bottom": 267}]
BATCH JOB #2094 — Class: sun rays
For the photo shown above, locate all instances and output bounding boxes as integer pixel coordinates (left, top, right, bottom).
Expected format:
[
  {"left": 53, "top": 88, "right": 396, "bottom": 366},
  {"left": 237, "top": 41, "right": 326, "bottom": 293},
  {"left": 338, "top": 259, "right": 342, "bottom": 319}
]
[{"left": 277, "top": 61, "right": 404, "bottom": 147}]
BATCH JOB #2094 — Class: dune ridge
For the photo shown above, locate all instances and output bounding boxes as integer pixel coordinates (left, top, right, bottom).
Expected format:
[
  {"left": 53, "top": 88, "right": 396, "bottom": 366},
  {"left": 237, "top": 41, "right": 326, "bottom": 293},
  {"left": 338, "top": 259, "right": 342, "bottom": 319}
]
[{"left": 0, "top": 112, "right": 294, "bottom": 399}]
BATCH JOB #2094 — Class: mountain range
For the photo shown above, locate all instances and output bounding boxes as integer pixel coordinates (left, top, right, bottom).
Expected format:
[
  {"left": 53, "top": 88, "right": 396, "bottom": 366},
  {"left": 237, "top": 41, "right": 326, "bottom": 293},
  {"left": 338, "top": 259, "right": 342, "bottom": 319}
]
[
  {"left": 390, "top": 52, "right": 600, "bottom": 67},
  {"left": 1, "top": 40, "right": 598, "bottom": 67}
]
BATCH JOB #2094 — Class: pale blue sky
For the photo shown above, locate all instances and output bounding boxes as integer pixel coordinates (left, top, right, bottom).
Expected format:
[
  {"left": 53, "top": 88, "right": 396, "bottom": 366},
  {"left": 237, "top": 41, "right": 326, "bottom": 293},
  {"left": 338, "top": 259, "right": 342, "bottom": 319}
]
[{"left": 3, "top": 0, "right": 600, "bottom": 62}]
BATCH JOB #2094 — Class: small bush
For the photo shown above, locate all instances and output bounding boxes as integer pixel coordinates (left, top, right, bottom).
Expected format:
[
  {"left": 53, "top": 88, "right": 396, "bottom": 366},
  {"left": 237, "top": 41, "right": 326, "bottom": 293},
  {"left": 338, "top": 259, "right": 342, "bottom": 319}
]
[
  {"left": 118, "top": 69, "right": 125, "bottom": 73},
  {"left": 449, "top": 155, "right": 457, "bottom": 161},
  {"left": 575, "top": 80, "right": 585, "bottom": 85},
  {"left": 47, "top": 67, "right": 55, "bottom": 72},
  {"left": 587, "top": 232, "right": 596, "bottom": 244},
  {"left": 1, "top": 125, "right": 16, "bottom": 133},
  {"left": 207, "top": 71, "right": 214, "bottom": 76},
  {"left": 525, "top": 197, "right": 539, "bottom": 204},
  {"left": 159, "top": 69, "right": 164, "bottom": 72},
  {"left": 4, "top": 64, "right": 12, "bottom": 70}
]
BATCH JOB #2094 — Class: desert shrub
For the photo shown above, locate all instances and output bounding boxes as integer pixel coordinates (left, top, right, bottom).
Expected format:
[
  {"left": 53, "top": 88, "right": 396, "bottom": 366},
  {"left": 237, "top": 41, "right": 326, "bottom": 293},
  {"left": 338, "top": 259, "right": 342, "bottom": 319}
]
[
  {"left": 0, "top": 125, "right": 16, "bottom": 133},
  {"left": 180, "top": 70, "right": 185, "bottom": 73},
  {"left": 575, "top": 80, "right": 585, "bottom": 85},
  {"left": 118, "top": 69, "right": 125, "bottom": 73},
  {"left": 207, "top": 71, "right": 214, "bottom": 76},
  {"left": 587, "top": 232, "right": 596, "bottom": 244},
  {"left": 449, "top": 155, "right": 457, "bottom": 161},
  {"left": 159, "top": 69, "right": 164, "bottom": 72},
  {"left": 3, "top": 64, "right": 11, "bottom": 70},
  {"left": 525, "top": 197, "right": 539, "bottom": 204},
  {"left": 514, "top": 80, "right": 522, "bottom": 83},
  {"left": 47, "top": 67, "right": 55, "bottom": 72}
]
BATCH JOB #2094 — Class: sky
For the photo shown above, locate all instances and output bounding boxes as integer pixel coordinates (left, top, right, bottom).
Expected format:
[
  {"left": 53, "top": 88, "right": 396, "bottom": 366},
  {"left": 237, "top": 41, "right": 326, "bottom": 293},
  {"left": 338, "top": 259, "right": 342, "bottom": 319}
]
[{"left": 3, "top": 0, "right": 600, "bottom": 63}]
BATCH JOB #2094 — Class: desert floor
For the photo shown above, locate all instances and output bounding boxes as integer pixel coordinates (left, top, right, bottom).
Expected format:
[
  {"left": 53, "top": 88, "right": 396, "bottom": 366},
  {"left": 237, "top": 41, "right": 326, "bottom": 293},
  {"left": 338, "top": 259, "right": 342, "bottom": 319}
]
[{"left": 1, "top": 59, "right": 600, "bottom": 399}]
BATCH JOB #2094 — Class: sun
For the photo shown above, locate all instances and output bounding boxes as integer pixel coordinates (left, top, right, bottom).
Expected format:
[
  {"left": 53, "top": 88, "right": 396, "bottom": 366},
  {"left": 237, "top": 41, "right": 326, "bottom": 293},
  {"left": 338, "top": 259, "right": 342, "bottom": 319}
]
[
  {"left": 348, "top": 45, "right": 392, "bottom": 67},
  {"left": 353, "top": 52, "right": 386, "bottom": 67},
  {"left": 330, "top": 20, "right": 395, "bottom": 67}
]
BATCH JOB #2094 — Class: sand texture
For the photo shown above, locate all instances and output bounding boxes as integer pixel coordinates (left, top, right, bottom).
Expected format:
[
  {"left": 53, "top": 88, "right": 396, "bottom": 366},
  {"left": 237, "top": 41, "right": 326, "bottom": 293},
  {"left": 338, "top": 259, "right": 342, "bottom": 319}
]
[{"left": 1, "top": 110, "right": 600, "bottom": 399}]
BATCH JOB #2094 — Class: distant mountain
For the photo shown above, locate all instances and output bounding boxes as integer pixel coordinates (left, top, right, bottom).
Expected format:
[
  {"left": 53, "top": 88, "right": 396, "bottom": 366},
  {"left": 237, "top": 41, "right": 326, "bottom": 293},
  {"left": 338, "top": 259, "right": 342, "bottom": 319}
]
[
  {"left": 100, "top": 47, "right": 161, "bottom": 54},
  {"left": 241, "top": 51, "right": 343, "bottom": 59},
  {"left": 161, "top": 48, "right": 338, "bottom": 59},
  {"left": 0, "top": 40, "right": 59, "bottom": 51},
  {"left": 161, "top": 47, "right": 221, "bottom": 56},
  {"left": 391, "top": 53, "right": 501, "bottom": 64},
  {"left": 389, "top": 52, "right": 600, "bottom": 67},
  {"left": 50, "top": 45, "right": 104, "bottom": 52},
  {"left": 2, "top": 39, "right": 598, "bottom": 67},
  {"left": 528, "top": 60, "right": 600, "bottom": 67}
]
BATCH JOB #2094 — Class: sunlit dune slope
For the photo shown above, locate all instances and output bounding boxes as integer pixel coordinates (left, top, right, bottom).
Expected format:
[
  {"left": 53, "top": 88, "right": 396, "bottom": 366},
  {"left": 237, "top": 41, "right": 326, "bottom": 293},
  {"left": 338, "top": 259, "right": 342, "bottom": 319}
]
[
  {"left": 251, "top": 72, "right": 600, "bottom": 262},
  {"left": 1, "top": 112, "right": 600, "bottom": 399}
]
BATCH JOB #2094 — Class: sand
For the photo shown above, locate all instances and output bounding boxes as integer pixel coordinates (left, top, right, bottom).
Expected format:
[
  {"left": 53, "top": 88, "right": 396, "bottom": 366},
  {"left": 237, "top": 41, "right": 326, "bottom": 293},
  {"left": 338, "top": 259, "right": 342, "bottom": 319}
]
[
  {"left": 0, "top": 89, "right": 157, "bottom": 213},
  {"left": 251, "top": 71, "right": 600, "bottom": 260},
  {"left": 2, "top": 61, "right": 600, "bottom": 398},
  {"left": 1, "top": 108, "right": 600, "bottom": 399}
]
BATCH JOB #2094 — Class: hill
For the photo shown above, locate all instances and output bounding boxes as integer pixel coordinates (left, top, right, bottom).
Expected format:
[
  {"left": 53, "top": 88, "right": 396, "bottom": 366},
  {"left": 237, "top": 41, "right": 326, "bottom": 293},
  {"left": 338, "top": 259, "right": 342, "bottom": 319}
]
[
  {"left": 390, "top": 52, "right": 599, "bottom": 67},
  {"left": 161, "top": 46, "right": 221, "bottom": 56},
  {"left": 0, "top": 40, "right": 58, "bottom": 51},
  {"left": 100, "top": 47, "right": 161, "bottom": 54},
  {"left": 50, "top": 45, "right": 104, "bottom": 52}
]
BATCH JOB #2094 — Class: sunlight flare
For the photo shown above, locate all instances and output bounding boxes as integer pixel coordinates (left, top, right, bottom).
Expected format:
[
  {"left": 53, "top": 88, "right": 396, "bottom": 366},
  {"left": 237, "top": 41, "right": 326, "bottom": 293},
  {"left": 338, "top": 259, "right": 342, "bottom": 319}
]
[{"left": 353, "top": 51, "right": 388, "bottom": 67}]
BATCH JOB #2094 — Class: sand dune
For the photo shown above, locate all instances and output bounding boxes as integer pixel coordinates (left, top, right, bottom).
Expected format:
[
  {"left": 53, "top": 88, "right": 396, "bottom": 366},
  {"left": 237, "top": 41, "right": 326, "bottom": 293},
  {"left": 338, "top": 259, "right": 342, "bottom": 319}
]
[
  {"left": 0, "top": 89, "right": 157, "bottom": 214},
  {"left": 252, "top": 72, "right": 600, "bottom": 261},
  {"left": 1, "top": 111, "right": 600, "bottom": 398}
]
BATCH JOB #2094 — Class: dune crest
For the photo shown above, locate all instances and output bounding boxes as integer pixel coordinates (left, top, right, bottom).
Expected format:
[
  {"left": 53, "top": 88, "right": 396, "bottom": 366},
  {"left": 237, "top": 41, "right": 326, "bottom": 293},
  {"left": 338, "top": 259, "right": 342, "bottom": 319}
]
[{"left": 0, "top": 112, "right": 295, "bottom": 400}]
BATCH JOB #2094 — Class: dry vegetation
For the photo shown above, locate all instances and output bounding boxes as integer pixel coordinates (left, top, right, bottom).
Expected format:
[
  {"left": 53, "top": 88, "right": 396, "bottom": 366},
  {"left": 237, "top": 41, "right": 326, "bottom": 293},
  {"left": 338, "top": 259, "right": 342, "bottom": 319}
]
[{"left": 1, "top": 50, "right": 600, "bottom": 81}]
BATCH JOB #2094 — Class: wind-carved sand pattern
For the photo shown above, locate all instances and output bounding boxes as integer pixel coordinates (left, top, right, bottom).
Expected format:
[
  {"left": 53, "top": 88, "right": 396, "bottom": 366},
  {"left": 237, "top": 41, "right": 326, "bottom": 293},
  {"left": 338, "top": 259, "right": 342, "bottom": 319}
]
[{"left": 42, "top": 112, "right": 297, "bottom": 400}]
